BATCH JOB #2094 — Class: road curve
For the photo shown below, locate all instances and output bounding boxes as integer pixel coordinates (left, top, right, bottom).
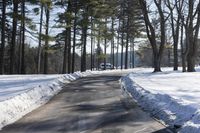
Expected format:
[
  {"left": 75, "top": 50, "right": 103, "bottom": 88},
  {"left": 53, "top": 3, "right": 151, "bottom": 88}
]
[{"left": 0, "top": 71, "right": 174, "bottom": 133}]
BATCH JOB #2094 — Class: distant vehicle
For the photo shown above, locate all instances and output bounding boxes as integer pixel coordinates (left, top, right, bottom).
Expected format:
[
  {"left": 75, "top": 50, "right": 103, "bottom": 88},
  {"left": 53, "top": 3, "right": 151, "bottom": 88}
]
[{"left": 99, "top": 63, "right": 113, "bottom": 70}]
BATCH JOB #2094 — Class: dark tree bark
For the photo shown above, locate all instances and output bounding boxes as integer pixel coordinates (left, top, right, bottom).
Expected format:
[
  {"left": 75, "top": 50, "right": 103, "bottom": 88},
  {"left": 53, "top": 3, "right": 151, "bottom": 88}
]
[
  {"left": 97, "top": 29, "right": 101, "bottom": 70},
  {"left": 72, "top": 9, "right": 77, "bottom": 73},
  {"left": 186, "top": 1, "right": 200, "bottom": 72},
  {"left": 131, "top": 38, "right": 135, "bottom": 68},
  {"left": 67, "top": 22, "right": 72, "bottom": 74},
  {"left": 0, "top": 0, "right": 6, "bottom": 74},
  {"left": 111, "top": 17, "right": 115, "bottom": 69},
  {"left": 180, "top": 22, "right": 186, "bottom": 72},
  {"left": 67, "top": 1, "right": 72, "bottom": 74},
  {"left": 90, "top": 17, "right": 94, "bottom": 71},
  {"left": 121, "top": 17, "right": 125, "bottom": 70},
  {"left": 62, "top": 0, "right": 72, "bottom": 74},
  {"left": 116, "top": 19, "right": 120, "bottom": 69},
  {"left": 37, "top": 3, "right": 44, "bottom": 74},
  {"left": 21, "top": 0, "right": 26, "bottom": 74},
  {"left": 10, "top": 0, "right": 19, "bottom": 74},
  {"left": 81, "top": 27, "right": 88, "bottom": 72},
  {"left": 166, "top": 0, "right": 180, "bottom": 71},
  {"left": 176, "top": 0, "right": 200, "bottom": 72},
  {"left": 139, "top": 0, "right": 166, "bottom": 72},
  {"left": 62, "top": 30, "right": 68, "bottom": 74},
  {"left": 125, "top": 16, "right": 130, "bottom": 69},
  {"left": 104, "top": 19, "right": 107, "bottom": 70},
  {"left": 43, "top": 4, "right": 50, "bottom": 74},
  {"left": 81, "top": 7, "right": 89, "bottom": 72}
]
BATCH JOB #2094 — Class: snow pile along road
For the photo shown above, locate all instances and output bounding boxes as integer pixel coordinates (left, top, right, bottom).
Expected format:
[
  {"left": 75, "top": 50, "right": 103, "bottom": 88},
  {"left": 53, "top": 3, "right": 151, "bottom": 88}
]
[
  {"left": 120, "top": 68, "right": 200, "bottom": 133},
  {"left": 0, "top": 71, "right": 98, "bottom": 130}
]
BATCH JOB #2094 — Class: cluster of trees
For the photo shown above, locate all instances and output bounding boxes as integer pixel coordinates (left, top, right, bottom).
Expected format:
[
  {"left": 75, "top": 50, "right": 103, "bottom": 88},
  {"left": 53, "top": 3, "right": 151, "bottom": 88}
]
[
  {"left": 139, "top": 0, "right": 200, "bottom": 72},
  {"left": 0, "top": 0, "right": 144, "bottom": 74},
  {"left": 0, "top": 0, "right": 199, "bottom": 74}
]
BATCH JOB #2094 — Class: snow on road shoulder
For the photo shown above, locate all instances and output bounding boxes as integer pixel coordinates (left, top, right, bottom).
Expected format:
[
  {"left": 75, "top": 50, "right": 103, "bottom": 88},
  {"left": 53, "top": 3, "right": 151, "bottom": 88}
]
[
  {"left": 0, "top": 71, "right": 97, "bottom": 130},
  {"left": 120, "top": 68, "right": 200, "bottom": 133}
]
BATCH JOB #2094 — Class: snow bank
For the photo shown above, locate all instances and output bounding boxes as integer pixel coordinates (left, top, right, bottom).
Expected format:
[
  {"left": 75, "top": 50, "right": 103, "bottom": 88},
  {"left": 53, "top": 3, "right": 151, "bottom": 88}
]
[
  {"left": 120, "top": 68, "right": 200, "bottom": 133},
  {"left": 0, "top": 71, "right": 97, "bottom": 130}
]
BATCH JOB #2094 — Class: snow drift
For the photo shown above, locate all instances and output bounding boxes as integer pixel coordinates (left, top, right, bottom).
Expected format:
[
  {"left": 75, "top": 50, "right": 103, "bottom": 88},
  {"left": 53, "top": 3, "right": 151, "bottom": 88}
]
[
  {"left": 0, "top": 71, "right": 98, "bottom": 130},
  {"left": 120, "top": 68, "right": 200, "bottom": 133}
]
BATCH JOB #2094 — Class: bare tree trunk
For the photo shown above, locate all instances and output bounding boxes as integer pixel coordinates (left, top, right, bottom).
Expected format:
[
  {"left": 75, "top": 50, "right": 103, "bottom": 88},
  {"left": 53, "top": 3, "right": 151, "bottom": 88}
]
[
  {"left": 67, "top": 25, "right": 71, "bottom": 74},
  {"left": 111, "top": 18, "right": 115, "bottom": 69},
  {"left": 43, "top": 5, "right": 50, "bottom": 74},
  {"left": 166, "top": 0, "right": 180, "bottom": 71},
  {"left": 121, "top": 17, "right": 125, "bottom": 70},
  {"left": 125, "top": 16, "right": 130, "bottom": 69},
  {"left": 21, "top": 0, "right": 26, "bottom": 74},
  {"left": 139, "top": 0, "right": 166, "bottom": 72},
  {"left": 90, "top": 17, "right": 93, "bottom": 71},
  {"left": 180, "top": 22, "right": 186, "bottom": 72},
  {"left": 10, "top": 0, "right": 19, "bottom": 74},
  {"left": 97, "top": 29, "right": 100, "bottom": 70},
  {"left": 62, "top": 30, "right": 68, "bottom": 74},
  {"left": 132, "top": 38, "right": 135, "bottom": 68},
  {"left": 0, "top": 0, "right": 6, "bottom": 74},
  {"left": 104, "top": 19, "right": 107, "bottom": 70},
  {"left": 116, "top": 19, "right": 120, "bottom": 69},
  {"left": 81, "top": 26, "right": 87, "bottom": 72},
  {"left": 37, "top": 3, "right": 44, "bottom": 74},
  {"left": 81, "top": 7, "right": 88, "bottom": 72},
  {"left": 104, "top": 38, "right": 107, "bottom": 70},
  {"left": 72, "top": 9, "right": 77, "bottom": 73}
]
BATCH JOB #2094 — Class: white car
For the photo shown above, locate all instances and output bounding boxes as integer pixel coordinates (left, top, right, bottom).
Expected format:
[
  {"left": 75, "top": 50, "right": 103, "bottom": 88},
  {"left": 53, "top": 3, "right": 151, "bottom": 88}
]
[{"left": 99, "top": 63, "right": 113, "bottom": 70}]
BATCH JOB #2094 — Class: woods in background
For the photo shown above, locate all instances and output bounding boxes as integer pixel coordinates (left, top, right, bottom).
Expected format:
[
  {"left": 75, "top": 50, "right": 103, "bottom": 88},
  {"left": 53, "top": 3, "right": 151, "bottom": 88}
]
[{"left": 0, "top": 0, "right": 200, "bottom": 74}]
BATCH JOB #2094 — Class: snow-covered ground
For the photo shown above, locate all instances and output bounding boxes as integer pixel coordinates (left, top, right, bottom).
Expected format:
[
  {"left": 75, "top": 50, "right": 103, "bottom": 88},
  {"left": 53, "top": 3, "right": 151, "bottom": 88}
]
[
  {"left": 0, "top": 71, "right": 102, "bottom": 130},
  {"left": 120, "top": 67, "right": 200, "bottom": 133}
]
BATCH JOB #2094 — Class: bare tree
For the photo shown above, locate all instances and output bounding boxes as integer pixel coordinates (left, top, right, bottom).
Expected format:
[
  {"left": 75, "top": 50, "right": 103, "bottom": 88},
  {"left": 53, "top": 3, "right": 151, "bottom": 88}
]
[
  {"left": 10, "top": 0, "right": 19, "bottom": 74},
  {"left": 176, "top": 0, "right": 200, "bottom": 72},
  {"left": 0, "top": 0, "right": 6, "bottom": 74},
  {"left": 139, "top": 0, "right": 167, "bottom": 72},
  {"left": 165, "top": 0, "right": 181, "bottom": 71}
]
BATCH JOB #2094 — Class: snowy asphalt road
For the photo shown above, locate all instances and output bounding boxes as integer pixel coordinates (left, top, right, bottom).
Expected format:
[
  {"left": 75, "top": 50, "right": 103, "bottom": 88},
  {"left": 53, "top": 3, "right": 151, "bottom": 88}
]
[{"left": 0, "top": 72, "right": 174, "bottom": 133}]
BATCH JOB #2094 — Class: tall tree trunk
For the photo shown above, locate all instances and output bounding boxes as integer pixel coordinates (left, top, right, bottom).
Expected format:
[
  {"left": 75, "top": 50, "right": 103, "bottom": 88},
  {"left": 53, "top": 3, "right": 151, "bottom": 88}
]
[
  {"left": 90, "top": 17, "right": 94, "bottom": 71},
  {"left": 97, "top": 29, "right": 100, "bottom": 70},
  {"left": 121, "top": 18, "right": 125, "bottom": 70},
  {"left": 166, "top": 0, "right": 180, "bottom": 71},
  {"left": 186, "top": 0, "right": 196, "bottom": 72},
  {"left": 104, "top": 19, "right": 107, "bottom": 70},
  {"left": 72, "top": 10, "right": 77, "bottom": 73},
  {"left": 21, "top": 0, "right": 26, "bottom": 74},
  {"left": 18, "top": 31, "right": 22, "bottom": 74},
  {"left": 104, "top": 38, "right": 107, "bottom": 70},
  {"left": 66, "top": 0, "right": 72, "bottom": 74},
  {"left": 67, "top": 25, "right": 71, "bottom": 74},
  {"left": 0, "top": 0, "right": 6, "bottom": 74},
  {"left": 43, "top": 5, "right": 50, "bottom": 74},
  {"left": 139, "top": 0, "right": 166, "bottom": 72},
  {"left": 180, "top": 23, "right": 186, "bottom": 72},
  {"left": 131, "top": 38, "right": 135, "bottom": 68},
  {"left": 116, "top": 19, "right": 120, "bottom": 69},
  {"left": 81, "top": 7, "right": 88, "bottom": 72},
  {"left": 111, "top": 17, "right": 115, "bottom": 69},
  {"left": 10, "top": 0, "right": 19, "bottom": 74},
  {"left": 81, "top": 27, "right": 87, "bottom": 72},
  {"left": 37, "top": 3, "right": 44, "bottom": 74},
  {"left": 125, "top": 16, "right": 129, "bottom": 69},
  {"left": 62, "top": 30, "right": 68, "bottom": 74}
]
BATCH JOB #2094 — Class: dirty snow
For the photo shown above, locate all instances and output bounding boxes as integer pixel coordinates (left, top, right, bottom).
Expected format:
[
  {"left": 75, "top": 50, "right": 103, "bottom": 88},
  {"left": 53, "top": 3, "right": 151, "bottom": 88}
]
[
  {"left": 120, "top": 67, "right": 200, "bottom": 133},
  {"left": 0, "top": 71, "right": 100, "bottom": 130}
]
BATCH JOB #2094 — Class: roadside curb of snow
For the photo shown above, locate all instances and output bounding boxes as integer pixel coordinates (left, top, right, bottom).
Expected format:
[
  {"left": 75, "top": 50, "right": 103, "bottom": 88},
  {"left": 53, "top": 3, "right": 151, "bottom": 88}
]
[
  {"left": 120, "top": 73, "right": 198, "bottom": 133},
  {"left": 0, "top": 70, "right": 99, "bottom": 130}
]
